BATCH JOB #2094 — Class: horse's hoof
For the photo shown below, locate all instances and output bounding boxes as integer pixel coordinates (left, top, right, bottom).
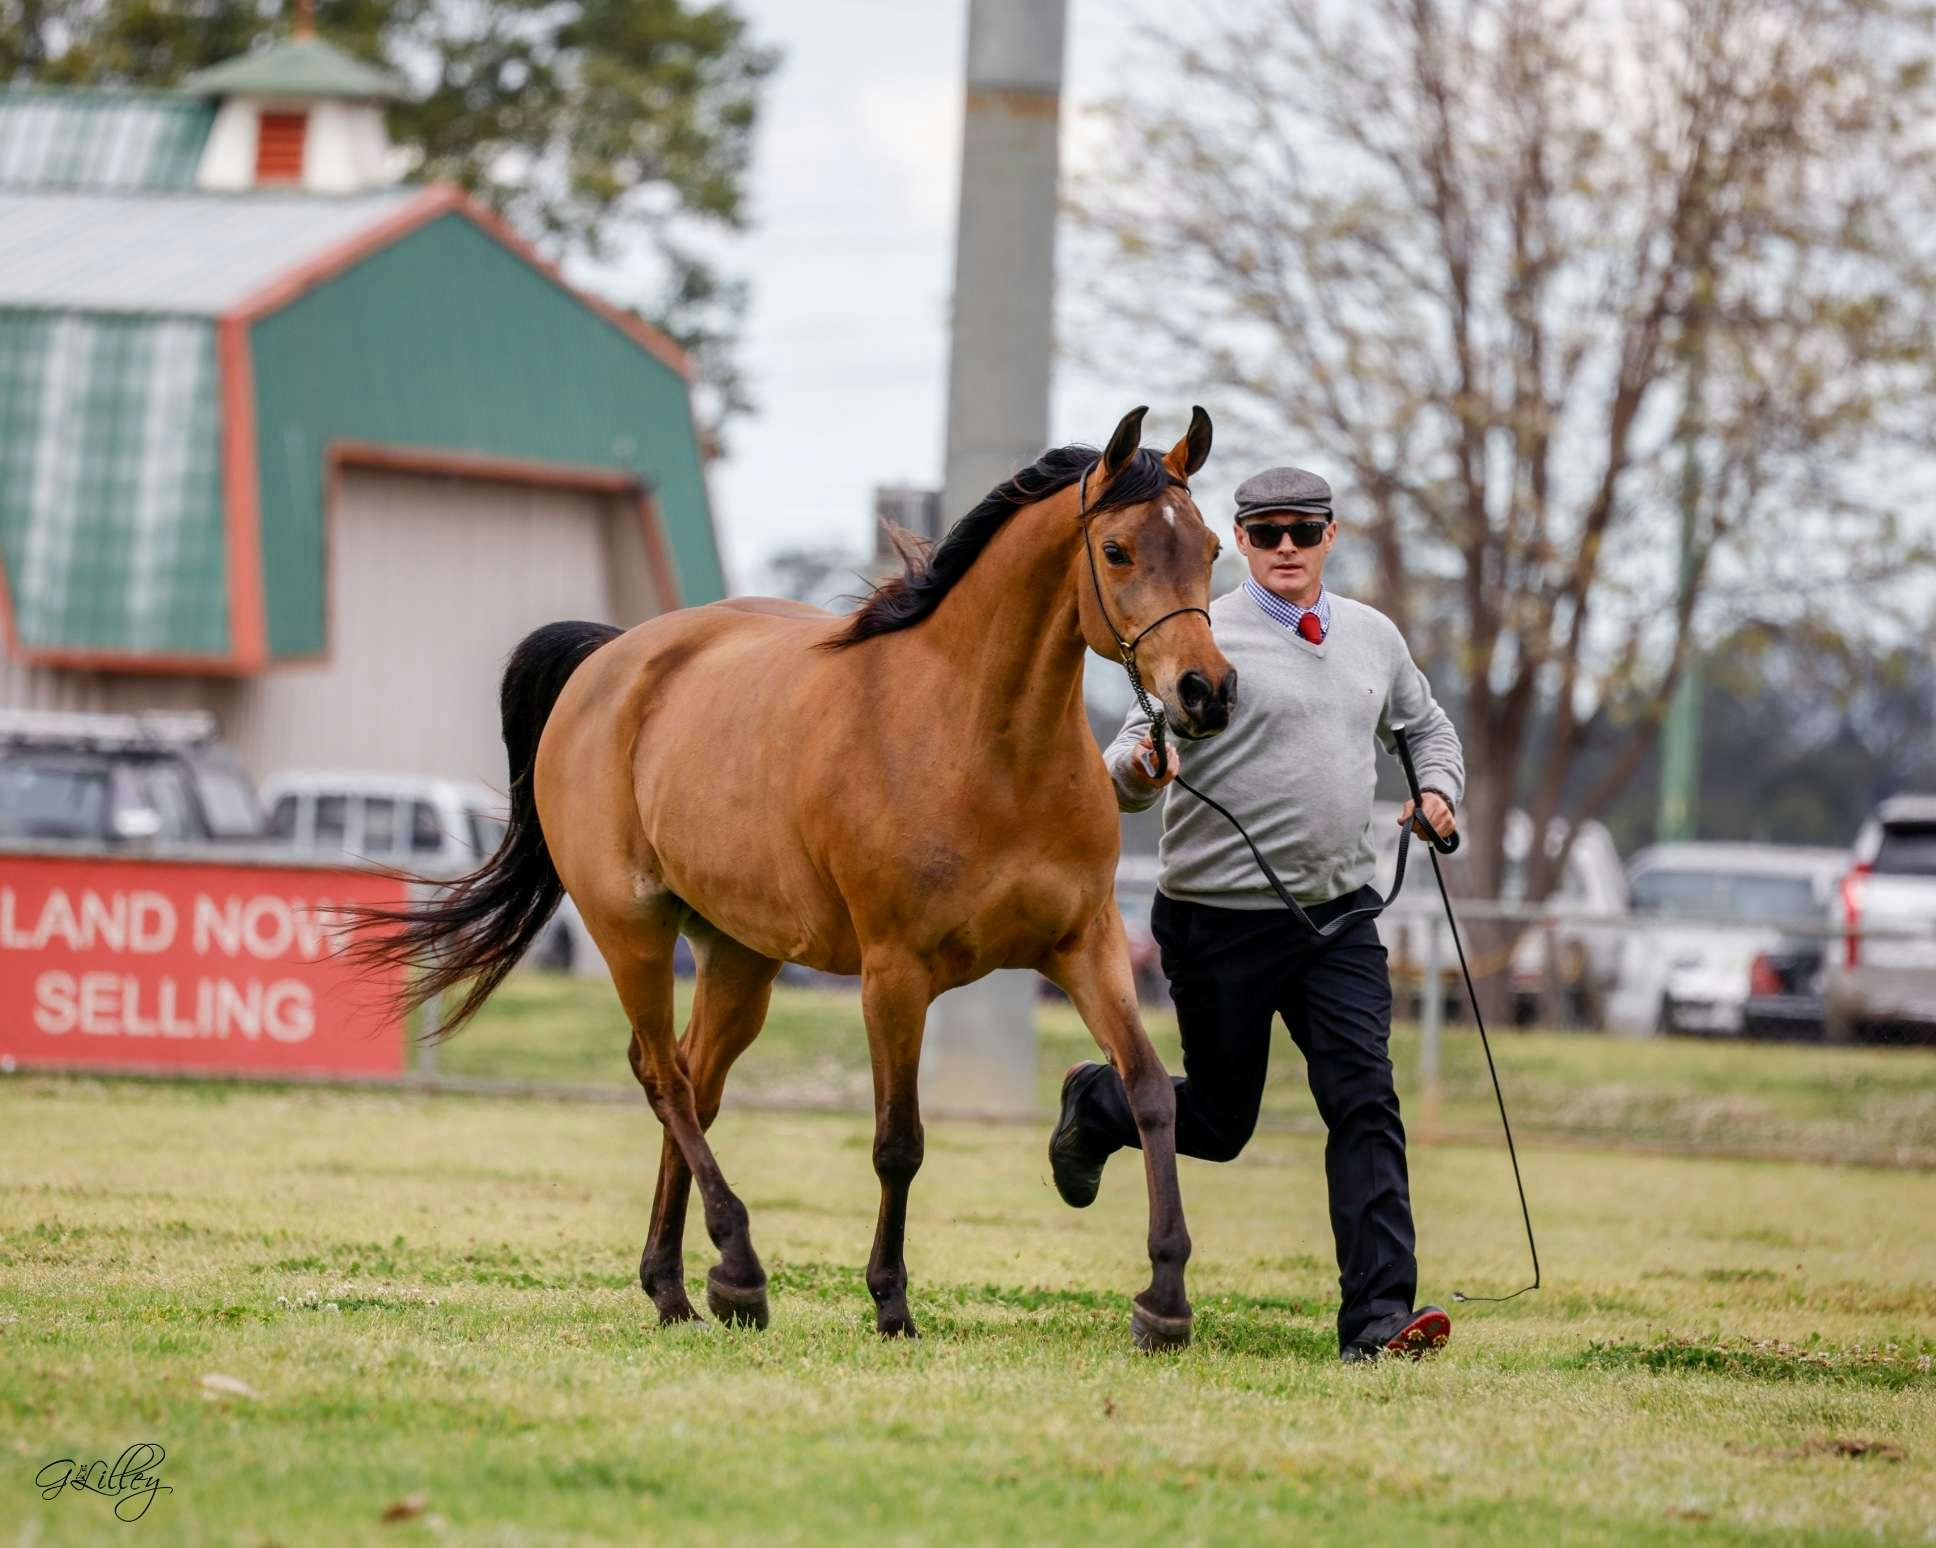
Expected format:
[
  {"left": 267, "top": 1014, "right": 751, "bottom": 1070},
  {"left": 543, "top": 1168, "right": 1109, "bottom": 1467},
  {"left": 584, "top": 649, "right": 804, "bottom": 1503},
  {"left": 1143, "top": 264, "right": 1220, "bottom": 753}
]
[
  {"left": 1131, "top": 1298, "right": 1192, "bottom": 1353},
  {"left": 641, "top": 1261, "right": 702, "bottom": 1327},
  {"left": 652, "top": 1293, "right": 703, "bottom": 1328},
  {"left": 705, "top": 1267, "right": 769, "bottom": 1330},
  {"left": 876, "top": 1310, "right": 920, "bottom": 1340}
]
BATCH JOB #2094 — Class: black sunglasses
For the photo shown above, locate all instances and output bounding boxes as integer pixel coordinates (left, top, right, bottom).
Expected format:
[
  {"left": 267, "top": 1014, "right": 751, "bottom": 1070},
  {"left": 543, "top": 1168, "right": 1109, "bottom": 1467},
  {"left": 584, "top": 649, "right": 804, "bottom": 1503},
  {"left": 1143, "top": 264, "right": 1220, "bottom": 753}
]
[{"left": 1242, "top": 516, "right": 1331, "bottom": 550}]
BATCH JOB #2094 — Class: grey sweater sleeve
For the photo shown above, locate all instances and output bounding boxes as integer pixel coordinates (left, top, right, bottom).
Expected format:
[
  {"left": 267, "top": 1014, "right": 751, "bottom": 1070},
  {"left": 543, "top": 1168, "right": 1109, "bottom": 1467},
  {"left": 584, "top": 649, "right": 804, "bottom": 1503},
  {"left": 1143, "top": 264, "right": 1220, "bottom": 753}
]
[
  {"left": 1103, "top": 700, "right": 1160, "bottom": 812},
  {"left": 1376, "top": 630, "right": 1466, "bottom": 808}
]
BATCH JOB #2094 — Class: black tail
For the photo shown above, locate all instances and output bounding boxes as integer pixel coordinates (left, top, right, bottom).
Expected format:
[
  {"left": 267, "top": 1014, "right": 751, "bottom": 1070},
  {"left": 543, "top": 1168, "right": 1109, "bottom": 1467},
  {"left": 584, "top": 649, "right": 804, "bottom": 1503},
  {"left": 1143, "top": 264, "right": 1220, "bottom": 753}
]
[{"left": 345, "top": 620, "right": 623, "bottom": 1038}]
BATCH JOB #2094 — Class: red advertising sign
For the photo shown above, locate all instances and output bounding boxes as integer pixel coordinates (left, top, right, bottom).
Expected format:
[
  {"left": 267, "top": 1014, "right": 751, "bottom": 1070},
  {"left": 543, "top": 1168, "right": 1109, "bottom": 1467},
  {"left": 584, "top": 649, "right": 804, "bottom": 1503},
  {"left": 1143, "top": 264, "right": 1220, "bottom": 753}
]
[{"left": 0, "top": 853, "right": 408, "bottom": 1078}]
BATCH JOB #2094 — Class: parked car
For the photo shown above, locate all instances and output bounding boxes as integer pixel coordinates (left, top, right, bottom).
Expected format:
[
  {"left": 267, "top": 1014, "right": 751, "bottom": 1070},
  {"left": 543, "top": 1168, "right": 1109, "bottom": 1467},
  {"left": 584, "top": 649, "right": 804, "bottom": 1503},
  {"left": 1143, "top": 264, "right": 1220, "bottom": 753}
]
[
  {"left": 1371, "top": 804, "right": 1627, "bottom": 1023},
  {"left": 261, "top": 772, "right": 506, "bottom": 878},
  {"left": 1742, "top": 937, "right": 1827, "bottom": 1041},
  {"left": 0, "top": 708, "right": 262, "bottom": 846},
  {"left": 259, "top": 771, "right": 583, "bottom": 971},
  {"left": 1606, "top": 843, "right": 1847, "bottom": 1036},
  {"left": 1823, "top": 794, "right": 1936, "bottom": 1043}
]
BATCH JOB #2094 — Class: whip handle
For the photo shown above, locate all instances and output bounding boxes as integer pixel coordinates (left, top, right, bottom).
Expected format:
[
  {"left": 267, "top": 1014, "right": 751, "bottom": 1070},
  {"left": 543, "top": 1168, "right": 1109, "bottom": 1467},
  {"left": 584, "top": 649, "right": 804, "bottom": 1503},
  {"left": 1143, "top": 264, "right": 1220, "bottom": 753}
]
[{"left": 1390, "top": 723, "right": 1460, "bottom": 855}]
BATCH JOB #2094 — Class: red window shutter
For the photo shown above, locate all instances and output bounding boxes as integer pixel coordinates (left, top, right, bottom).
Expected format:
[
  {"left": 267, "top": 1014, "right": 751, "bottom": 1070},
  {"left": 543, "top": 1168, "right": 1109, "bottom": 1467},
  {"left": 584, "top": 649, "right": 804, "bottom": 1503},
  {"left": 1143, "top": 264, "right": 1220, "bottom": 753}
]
[{"left": 255, "top": 112, "right": 308, "bottom": 183}]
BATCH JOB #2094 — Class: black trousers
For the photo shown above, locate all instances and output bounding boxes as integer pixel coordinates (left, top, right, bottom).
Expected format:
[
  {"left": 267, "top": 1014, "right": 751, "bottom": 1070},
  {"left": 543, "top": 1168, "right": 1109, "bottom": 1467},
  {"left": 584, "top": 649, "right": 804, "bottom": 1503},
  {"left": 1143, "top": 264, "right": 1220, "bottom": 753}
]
[{"left": 1072, "top": 886, "right": 1417, "bottom": 1349}]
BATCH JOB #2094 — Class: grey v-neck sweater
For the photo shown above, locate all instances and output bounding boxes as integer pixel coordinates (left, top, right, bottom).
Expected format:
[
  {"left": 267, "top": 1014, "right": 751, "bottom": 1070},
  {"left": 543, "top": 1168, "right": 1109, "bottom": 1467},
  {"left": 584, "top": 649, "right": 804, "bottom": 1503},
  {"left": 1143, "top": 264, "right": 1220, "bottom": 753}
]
[{"left": 1106, "top": 587, "right": 1465, "bottom": 908}]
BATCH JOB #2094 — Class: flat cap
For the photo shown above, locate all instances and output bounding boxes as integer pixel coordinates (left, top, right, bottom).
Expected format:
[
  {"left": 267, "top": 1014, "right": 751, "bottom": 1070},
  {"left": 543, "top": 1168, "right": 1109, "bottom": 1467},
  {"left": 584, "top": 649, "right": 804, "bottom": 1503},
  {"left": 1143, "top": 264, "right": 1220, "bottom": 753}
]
[{"left": 1234, "top": 467, "right": 1333, "bottom": 520}]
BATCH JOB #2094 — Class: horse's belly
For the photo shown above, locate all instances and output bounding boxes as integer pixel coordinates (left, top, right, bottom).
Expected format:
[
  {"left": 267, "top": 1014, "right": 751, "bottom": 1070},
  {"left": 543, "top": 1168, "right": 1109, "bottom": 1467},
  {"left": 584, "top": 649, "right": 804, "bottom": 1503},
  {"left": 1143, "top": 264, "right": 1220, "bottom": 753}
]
[
  {"left": 691, "top": 887, "right": 861, "bottom": 976},
  {"left": 886, "top": 866, "right": 1110, "bottom": 991},
  {"left": 651, "top": 819, "right": 1103, "bottom": 987},
  {"left": 646, "top": 810, "right": 860, "bottom": 972}
]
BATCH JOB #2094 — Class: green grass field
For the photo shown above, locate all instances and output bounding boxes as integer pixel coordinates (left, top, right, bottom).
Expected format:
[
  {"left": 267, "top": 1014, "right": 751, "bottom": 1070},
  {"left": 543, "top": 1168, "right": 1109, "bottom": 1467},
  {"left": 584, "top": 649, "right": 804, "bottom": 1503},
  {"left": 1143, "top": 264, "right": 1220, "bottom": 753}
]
[
  {"left": 4, "top": 983, "right": 1935, "bottom": 1544},
  {"left": 436, "top": 976, "right": 1936, "bottom": 1167}
]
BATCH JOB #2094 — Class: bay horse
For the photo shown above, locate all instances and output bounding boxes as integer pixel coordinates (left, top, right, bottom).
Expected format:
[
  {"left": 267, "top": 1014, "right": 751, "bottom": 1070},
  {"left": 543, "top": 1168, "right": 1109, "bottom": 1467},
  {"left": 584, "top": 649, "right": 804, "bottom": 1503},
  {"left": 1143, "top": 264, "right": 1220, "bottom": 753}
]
[{"left": 357, "top": 406, "right": 1237, "bottom": 1349}]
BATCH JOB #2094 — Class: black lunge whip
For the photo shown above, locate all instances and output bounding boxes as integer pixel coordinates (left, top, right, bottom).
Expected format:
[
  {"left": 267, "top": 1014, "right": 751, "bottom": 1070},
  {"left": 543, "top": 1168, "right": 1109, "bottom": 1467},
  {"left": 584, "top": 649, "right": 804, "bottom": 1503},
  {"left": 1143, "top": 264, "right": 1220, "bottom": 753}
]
[{"left": 1387, "top": 724, "right": 1540, "bottom": 1305}]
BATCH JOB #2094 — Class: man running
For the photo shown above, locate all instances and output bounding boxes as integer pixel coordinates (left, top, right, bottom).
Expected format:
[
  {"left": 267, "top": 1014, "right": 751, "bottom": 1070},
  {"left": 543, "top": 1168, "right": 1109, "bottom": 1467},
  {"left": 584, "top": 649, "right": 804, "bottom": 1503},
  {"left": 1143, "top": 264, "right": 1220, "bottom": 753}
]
[{"left": 1051, "top": 466, "right": 1465, "bottom": 1362}]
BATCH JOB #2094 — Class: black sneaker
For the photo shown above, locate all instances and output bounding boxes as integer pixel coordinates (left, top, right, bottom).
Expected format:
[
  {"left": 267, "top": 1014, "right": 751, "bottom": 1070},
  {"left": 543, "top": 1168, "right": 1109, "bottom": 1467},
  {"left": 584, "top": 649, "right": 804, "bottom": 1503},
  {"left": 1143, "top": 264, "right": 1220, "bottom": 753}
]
[
  {"left": 1340, "top": 1305, "right": 1451, "bottom": 1364},
  {"left": 1047, "top": 1062, "right": 1111, "bottom": 1208}
]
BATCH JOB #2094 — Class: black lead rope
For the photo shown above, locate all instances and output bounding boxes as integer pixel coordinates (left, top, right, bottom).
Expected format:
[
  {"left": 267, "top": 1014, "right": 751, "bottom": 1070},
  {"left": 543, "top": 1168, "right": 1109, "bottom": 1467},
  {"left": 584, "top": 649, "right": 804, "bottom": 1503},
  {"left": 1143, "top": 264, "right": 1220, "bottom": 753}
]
[
  {"left": 1173, "top": 766, "right": 1415, "bottom": 938},
  {"left": 1077, "top": 459, "right": 1542, "bottom": 1305}
]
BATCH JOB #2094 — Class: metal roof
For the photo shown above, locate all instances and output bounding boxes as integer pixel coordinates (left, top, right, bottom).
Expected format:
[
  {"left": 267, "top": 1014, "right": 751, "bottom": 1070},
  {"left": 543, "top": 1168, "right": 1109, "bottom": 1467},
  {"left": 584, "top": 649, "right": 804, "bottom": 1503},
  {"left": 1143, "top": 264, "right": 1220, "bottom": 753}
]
[
  {"left": 182, "top": 36, "right": 407, "bottom": 101},
  {"left": 0, "top": 88, "right": 214, "bottom": 192},
  {"left": 0, "top": 312, "right": 229, "bottom": 656},
  {"left": 0, "top": 188, "right": 423, "bottom": 315}
]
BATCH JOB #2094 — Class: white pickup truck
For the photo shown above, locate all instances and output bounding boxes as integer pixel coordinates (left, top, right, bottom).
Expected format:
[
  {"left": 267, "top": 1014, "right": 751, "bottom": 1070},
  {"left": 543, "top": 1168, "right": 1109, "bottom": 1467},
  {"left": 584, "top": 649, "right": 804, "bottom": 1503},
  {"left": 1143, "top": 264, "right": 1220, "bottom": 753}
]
[{"left": 1824, "top": 794, "right": 1936, "bottom": 1043}]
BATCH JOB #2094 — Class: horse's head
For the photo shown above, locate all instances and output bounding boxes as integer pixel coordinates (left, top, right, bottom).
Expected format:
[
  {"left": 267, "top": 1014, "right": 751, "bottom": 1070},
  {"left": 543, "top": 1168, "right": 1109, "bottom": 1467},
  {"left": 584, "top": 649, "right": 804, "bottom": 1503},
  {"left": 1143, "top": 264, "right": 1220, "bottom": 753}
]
[{"left": 1075, "top": 406, "right": 1237, "bottom": 740}]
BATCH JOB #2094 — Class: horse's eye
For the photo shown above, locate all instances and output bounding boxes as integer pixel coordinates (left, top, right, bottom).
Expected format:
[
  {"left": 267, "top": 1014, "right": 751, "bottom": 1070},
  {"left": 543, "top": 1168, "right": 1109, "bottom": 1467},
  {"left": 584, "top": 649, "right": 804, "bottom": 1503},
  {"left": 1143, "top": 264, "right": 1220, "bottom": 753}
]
[{"left": 1102, "top": 542, "right": 1131, "bottom": 567}]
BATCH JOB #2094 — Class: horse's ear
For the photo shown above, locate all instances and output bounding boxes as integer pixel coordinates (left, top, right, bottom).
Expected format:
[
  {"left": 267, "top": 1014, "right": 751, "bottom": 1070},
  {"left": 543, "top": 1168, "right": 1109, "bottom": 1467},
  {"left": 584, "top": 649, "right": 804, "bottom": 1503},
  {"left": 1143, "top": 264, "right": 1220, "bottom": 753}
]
[
  {"left": 1164, "top": 405, "right": 1213, "bottom": 481},
  {"left": 1100, "top": 405, "right": 1149, "bottom": 479}
]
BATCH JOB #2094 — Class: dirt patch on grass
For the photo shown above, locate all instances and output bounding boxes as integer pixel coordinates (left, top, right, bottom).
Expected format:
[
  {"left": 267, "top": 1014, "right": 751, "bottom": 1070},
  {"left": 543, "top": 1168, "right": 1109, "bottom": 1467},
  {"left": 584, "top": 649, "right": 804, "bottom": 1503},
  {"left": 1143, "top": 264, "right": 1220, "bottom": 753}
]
[
  {"left": 1735, "top": 1435, "right": 1907, "bottom": 1462},
  {"left": 1570, "top": 1336, "right": 1936, "bottom": 1389}
]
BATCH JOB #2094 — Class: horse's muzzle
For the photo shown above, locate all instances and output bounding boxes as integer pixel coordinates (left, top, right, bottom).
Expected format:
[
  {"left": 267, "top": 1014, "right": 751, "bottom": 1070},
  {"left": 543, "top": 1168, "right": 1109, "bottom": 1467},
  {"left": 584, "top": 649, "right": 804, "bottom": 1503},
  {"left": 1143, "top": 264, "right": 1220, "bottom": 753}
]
[{"left": 1174, "top": 666, "right": 1237, "bottom": 737}]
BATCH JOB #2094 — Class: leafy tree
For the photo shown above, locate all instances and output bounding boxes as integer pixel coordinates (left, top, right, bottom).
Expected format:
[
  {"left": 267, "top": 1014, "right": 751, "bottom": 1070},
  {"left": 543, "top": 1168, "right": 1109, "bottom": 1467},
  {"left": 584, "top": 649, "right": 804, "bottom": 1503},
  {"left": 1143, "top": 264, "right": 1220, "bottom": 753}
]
[
  {"left": 1072, "top": 0, "right": 1936, "bottom": 917},
  {"left": 1583, "top": 620, "right": 1936, "bottom": 853},
  {"left": 3, "top": 0, "right": 778, "bottom": 449}
]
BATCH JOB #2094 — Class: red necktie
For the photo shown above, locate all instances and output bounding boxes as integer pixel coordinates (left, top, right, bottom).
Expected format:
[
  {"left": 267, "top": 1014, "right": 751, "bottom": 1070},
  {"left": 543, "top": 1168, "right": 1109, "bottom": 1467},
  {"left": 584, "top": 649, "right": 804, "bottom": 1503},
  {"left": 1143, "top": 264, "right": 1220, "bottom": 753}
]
[{"left": 1298, "top": 611, "right": 1324, "bottom": 644}]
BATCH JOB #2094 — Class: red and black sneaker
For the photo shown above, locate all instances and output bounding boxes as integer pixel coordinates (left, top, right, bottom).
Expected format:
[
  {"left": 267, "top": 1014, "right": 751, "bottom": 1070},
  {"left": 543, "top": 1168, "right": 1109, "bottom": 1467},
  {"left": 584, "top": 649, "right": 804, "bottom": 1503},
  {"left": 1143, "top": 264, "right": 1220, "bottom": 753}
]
[{"left": 1340, "top": 1305, "right": 1451, "bottom": 1363}]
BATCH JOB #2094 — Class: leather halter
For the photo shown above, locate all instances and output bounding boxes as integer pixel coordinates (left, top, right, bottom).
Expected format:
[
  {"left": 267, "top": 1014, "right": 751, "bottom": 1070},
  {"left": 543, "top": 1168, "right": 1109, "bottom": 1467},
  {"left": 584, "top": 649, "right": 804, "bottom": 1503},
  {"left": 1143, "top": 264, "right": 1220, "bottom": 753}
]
[{"left": 1075, "top": 458, "right": 1212, "bottom": 772}]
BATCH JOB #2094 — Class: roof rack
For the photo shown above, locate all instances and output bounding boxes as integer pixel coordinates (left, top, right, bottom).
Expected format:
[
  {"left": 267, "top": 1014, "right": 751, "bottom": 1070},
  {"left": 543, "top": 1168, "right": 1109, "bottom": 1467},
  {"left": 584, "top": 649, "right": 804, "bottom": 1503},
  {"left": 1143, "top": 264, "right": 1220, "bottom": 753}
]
[{"left": 0, "top": 707, "right": 218, "bottom": 751}]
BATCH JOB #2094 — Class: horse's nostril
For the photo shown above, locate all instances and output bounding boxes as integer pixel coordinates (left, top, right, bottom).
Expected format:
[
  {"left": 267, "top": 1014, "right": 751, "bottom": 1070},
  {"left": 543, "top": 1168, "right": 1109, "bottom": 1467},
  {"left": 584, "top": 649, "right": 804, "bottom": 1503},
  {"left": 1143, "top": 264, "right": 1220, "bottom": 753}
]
[
  {"left": 1179, "top": 670, "right": 1213, "bottom": 711},
  {"left": 1218, "top": 667, "right": 1238, "bottom": 707}
]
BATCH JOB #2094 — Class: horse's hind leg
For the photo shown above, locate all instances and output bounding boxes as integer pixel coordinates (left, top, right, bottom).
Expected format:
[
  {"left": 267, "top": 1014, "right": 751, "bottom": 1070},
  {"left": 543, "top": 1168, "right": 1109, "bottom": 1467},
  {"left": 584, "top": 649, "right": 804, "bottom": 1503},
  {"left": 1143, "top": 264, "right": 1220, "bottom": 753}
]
[
  {"left": 602, "top": 912, "right": 770, "bottom": 1329},
  {"left": 858, "top": 950, "right": 932, "bottom": 1338},
  {"left": 639, "top": 926, "right": 781, "bottom": 1326}
]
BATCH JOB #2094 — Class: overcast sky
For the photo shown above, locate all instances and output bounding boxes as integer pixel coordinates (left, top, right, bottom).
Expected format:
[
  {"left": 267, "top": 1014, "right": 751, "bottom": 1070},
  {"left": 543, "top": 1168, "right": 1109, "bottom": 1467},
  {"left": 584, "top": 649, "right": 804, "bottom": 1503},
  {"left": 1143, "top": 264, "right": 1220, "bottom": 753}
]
[{"left": 705, "top": 0, "right": 1148, "bottom": 595}]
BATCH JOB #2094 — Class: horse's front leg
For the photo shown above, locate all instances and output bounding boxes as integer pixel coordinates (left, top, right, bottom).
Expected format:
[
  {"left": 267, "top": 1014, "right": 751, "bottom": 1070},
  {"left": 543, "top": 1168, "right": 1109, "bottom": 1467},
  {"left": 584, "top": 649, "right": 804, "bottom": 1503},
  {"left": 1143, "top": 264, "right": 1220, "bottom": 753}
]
[
  {"left": 857, "top": 950, "right": 932, "bottom": 1337},
  {"left": 1041, "top": 907, "right": 1193, "bottom": 1351}
]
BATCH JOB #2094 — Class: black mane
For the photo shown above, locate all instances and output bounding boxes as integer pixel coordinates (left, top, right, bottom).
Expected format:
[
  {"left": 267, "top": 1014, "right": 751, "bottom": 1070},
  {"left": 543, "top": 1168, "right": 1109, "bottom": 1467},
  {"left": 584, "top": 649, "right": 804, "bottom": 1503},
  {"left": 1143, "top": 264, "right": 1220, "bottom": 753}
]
[{"left": 826, "top": 443, "right": 1177, "bottom": 648}]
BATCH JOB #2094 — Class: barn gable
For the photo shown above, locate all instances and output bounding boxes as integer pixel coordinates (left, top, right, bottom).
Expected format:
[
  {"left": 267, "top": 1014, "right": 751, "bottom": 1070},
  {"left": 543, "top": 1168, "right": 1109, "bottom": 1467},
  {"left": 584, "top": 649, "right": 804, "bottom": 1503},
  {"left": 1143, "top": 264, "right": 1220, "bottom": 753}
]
[
  {"left": 0, "top": 183, "right": 426, "bottom": 668},
  {"left": 247, "top": 202, "right": 721, "bottom": 659},
  {"left": 0, "top": 183, "right": 721, "bottom": 673}
]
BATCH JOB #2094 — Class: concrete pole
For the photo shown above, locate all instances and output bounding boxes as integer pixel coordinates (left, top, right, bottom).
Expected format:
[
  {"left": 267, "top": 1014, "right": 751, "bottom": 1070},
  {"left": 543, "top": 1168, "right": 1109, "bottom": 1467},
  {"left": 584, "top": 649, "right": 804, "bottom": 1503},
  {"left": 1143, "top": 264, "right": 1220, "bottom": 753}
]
[
  {"left": 920, "top": 0, "right": 1069, "bottom": 1116},
  {"left": 1658, "top": 300, "right": 1706, "bottom": 844}
]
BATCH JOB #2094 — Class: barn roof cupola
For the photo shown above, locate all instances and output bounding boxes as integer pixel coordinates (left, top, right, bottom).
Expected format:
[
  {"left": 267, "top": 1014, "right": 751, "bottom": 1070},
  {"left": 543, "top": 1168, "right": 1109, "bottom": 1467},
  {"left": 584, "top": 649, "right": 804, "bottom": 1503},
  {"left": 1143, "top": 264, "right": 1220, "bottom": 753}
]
[{"left": 186, "top": 0, "right": 408, "bottom": 195}]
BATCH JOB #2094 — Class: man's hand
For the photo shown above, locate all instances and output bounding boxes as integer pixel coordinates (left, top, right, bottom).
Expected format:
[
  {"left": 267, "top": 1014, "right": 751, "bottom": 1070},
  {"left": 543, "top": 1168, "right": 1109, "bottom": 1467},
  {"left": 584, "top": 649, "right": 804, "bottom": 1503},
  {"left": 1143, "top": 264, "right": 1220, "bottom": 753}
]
[
  {"left": 1399, "top": 791, "right": 1455, "bottom": 842},
  {"left": 1126, "top": 734, "right": 1180, "bottom": 792}
]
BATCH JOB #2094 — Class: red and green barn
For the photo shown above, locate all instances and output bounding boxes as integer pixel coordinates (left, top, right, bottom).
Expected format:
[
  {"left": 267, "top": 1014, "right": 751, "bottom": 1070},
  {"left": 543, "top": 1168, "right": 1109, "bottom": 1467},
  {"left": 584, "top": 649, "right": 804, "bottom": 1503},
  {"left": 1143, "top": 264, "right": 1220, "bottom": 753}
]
[{"left": 0, "top": 31, "right": 724, "bottom": 786}]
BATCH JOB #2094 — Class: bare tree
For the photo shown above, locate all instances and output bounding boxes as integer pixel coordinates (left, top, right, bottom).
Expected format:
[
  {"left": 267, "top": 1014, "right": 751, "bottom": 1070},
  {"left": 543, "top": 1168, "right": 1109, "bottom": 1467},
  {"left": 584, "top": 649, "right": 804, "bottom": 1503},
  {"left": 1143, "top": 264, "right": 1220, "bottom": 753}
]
[
  {"left": 763, "top": 545, "right": 869, "bottom": 611},
  {"left": 1072, "top": 0, "right": 1936, "bottom": 910}
]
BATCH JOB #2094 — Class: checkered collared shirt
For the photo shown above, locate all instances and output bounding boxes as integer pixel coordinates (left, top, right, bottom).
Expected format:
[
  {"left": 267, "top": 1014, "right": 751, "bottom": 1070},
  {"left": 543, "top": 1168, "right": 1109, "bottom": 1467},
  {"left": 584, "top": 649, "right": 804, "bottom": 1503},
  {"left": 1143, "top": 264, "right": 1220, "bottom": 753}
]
[{"left": 1242, "top": 577, "right": 1332, "bottom": 642}]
